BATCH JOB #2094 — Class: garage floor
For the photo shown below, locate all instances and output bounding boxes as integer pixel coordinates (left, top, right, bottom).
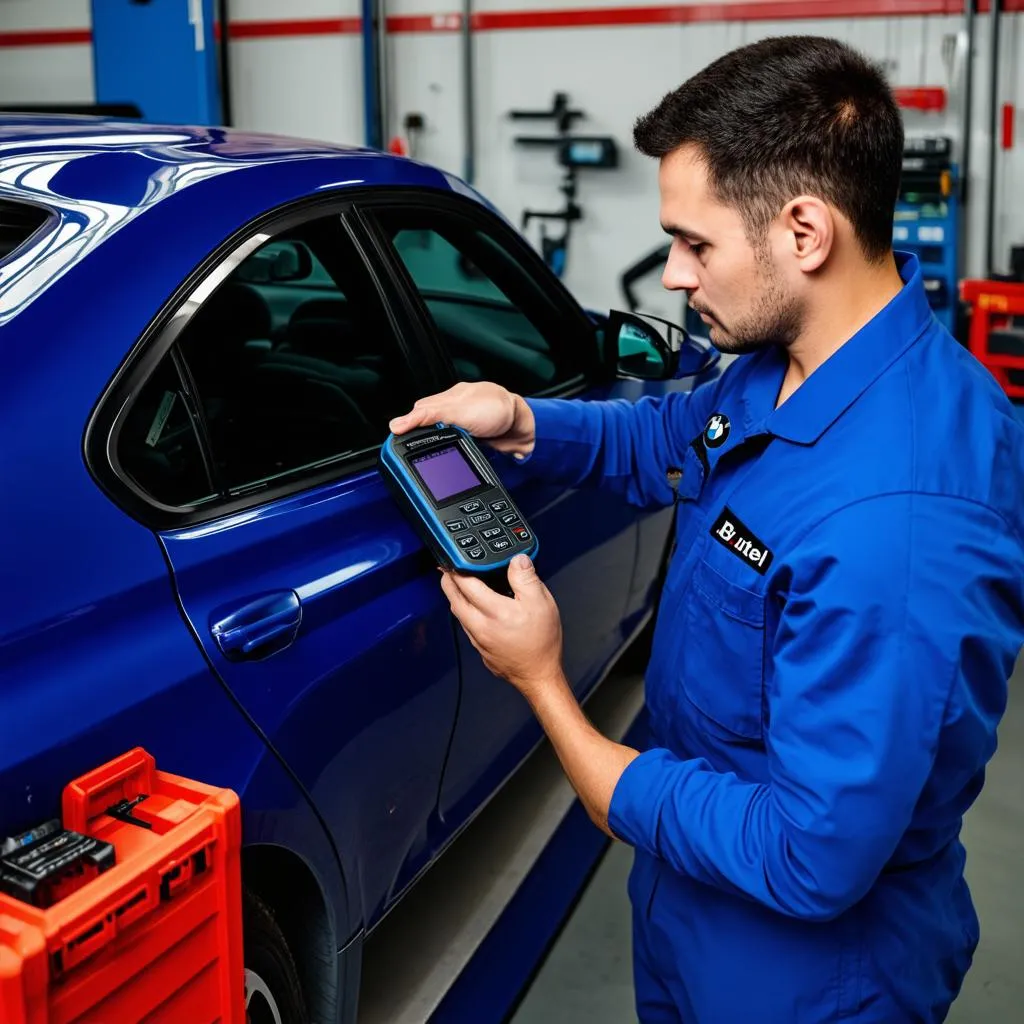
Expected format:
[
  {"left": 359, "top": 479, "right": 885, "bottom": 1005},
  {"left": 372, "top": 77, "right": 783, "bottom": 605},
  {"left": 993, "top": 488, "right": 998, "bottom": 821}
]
[{"left": 511, "top": 655, "right": 1024, "bottom": 1024}]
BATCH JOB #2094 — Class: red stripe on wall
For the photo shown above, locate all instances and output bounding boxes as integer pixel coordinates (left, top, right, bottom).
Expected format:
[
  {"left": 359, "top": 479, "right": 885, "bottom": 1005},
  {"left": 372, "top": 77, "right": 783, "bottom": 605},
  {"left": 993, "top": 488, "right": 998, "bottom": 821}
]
[
  {"left": 473, "top": 1, "right": 958, "bottom": 31},
  {"left": 0, "top": 28, "right": 92, "bottom": 47},
  {"left": 2, "top": 2, "right": 1023, "bottom": 47},
  {"left": 388, "top": 1, "right": 1012, "bottom": 33},
  {"left": 227, "top": 17, "right": 362, "bottom": 39},
  {"left": 387, "top": 15, "right": 465, "bottom": 32}
]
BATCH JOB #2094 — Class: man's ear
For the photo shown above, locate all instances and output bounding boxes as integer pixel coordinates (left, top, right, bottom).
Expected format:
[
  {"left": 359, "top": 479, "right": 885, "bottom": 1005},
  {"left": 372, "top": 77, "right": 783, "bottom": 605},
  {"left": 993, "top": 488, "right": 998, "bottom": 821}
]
[{"left": 778, "top": 196, "right": 834, "bottom": 273}]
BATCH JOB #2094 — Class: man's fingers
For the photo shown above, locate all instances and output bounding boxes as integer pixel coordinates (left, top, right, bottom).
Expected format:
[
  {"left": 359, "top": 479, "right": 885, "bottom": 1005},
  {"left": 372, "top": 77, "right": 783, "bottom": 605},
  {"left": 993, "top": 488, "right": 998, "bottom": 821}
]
[
  {"left": 445, "top": 570, "right": 507, "bottom": 615},
  {"left": 440, "top": 571, "right": 491, "bottom": 634}
]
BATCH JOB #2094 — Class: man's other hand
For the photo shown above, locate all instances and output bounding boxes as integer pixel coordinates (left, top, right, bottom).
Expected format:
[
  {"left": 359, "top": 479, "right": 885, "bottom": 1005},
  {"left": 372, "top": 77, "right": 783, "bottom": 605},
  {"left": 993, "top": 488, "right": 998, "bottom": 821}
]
[
  {"left": 440, "top": 554, "right": 564, "bottom": 698},
  {"left": 388, "top": 382, "right": 536, "bottom": 457}
]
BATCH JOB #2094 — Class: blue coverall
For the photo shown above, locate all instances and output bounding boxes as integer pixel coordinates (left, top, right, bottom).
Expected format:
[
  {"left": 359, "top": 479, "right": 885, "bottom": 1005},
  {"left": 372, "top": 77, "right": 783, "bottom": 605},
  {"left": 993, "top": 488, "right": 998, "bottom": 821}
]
[{"left": 521, "top": 254, "right": 1024, "bottom": 1022}]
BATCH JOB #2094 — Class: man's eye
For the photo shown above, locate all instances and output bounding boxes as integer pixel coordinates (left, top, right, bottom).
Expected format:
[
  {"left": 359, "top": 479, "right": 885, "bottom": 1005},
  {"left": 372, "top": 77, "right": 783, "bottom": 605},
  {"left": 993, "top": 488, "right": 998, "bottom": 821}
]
[{"left": 689, "top": 242, "right": 708, "bottom": 257}]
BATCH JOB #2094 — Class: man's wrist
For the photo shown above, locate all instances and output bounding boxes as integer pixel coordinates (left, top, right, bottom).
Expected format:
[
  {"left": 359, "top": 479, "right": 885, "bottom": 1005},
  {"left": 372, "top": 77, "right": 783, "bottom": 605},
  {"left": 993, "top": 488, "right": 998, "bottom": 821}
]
[
  {"left": 523, "top": 668, "right": 579, "bottom": 721},
  {"left": 510, "top": 394, "right": 536, "bottom": 458}
]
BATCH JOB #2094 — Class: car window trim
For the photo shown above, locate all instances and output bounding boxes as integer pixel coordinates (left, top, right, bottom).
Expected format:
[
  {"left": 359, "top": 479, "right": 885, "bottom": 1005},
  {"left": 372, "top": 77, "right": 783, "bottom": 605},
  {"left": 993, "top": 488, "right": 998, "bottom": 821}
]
[
  {"left": 341, "top": 205, "right": 463, "bottom": 387},
  {"left": 351, "top": 191, "right": 603, "bottom": 397},
  {"left": 169, "top": 345, "right": 222, "bottom": 496},
  {"left": 85, "top": 190, "right": 449, "bottom": 531}
]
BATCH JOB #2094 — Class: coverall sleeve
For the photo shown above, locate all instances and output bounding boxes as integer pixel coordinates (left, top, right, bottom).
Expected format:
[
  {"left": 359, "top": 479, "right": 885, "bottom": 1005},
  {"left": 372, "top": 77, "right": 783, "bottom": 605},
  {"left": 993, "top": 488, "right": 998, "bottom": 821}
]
[
  {"left": 607, "top": 493, "right": 1024, "bottom": 921},
  {"left": 517, "top": 380, "right": 720, "bottom": 510}
]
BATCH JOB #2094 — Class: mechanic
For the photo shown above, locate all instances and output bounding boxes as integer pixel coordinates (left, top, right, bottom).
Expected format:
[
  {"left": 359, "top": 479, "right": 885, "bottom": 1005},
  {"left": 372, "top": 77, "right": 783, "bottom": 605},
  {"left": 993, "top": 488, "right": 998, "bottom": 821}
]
[{"left": 389, "top": 36, "right": 1024, "bottom": 1024}]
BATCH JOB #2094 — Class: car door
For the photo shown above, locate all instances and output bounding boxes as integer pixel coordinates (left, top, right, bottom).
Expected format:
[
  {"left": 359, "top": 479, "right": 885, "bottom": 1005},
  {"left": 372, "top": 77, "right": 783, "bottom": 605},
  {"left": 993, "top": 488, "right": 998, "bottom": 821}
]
[
  {"left": 355, "top": 195, "right": 642, "bottom": 831},
  {"left": 99, "top": 205, "right": 461, "bottom": 927}
]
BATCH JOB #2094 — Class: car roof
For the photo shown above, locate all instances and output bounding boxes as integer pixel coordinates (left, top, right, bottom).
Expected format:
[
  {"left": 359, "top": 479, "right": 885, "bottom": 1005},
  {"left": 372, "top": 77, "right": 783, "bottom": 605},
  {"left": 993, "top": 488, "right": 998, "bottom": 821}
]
[
  {"left": 0, "top": 115, "right": 466, "bottom": 210},
  {"left": 0, "top": 116, "right": 488, "bottom": 324}
]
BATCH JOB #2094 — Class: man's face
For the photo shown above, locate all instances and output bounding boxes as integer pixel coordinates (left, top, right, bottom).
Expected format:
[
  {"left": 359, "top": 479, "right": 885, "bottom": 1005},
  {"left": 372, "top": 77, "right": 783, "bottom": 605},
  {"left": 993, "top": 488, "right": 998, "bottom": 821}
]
[{"left": 658, "top": 145, "right": 804, "bottom": 354}]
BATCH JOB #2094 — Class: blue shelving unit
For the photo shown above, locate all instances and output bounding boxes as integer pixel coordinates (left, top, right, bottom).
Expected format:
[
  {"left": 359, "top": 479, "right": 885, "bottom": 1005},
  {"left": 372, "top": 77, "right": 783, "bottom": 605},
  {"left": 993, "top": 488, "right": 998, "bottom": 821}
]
[{"left": 893, "top": 137, "right": 959, "bottom": 335}]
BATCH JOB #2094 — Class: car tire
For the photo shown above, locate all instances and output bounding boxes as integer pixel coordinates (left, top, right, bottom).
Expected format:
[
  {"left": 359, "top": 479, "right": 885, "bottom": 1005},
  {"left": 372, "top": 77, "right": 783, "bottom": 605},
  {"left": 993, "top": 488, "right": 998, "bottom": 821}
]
[{"left": 244, "top": 886, "right": 309, "bottom": 1024}]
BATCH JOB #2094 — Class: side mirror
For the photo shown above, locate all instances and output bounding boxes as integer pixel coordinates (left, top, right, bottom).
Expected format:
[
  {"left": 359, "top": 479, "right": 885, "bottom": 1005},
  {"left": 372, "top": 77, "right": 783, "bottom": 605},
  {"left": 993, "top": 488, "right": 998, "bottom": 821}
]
[
  {"left": 234, "top": 240, "right": 314, "bottom": 284},
  {"left": 604, "top": 310, "right": 720, "bottom": 381}
]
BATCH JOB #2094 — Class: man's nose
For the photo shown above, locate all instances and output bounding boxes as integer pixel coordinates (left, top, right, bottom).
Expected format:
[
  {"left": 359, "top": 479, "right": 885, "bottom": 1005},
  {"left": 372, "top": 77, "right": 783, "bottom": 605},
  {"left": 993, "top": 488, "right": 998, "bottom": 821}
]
[{"left": 662, "top": 253, "right": 699, "bottom": 292}]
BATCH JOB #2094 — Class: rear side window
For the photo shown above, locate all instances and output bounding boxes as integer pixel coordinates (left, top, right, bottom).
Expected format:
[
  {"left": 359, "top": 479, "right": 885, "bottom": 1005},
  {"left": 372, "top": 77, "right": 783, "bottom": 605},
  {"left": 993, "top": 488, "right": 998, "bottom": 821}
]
[
  {"left": 117, "top": 357, "right": 216, "bottom": 508},
  {"left": 0, "top": 200, "right": 50, "bottom": 262}
]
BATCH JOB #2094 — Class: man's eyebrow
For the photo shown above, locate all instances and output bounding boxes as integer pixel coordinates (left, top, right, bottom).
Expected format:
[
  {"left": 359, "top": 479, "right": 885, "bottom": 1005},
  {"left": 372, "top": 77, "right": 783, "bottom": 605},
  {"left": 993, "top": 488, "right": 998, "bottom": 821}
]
[{"left": 661, "top": 223, "right": 709, "bottom": 244}]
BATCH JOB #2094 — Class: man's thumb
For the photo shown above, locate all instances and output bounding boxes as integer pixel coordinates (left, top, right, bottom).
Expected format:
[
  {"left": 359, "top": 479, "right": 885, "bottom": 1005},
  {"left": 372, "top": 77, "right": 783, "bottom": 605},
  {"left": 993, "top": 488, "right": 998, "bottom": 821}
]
[
  {"left": 508, "top": 554, "right": 539, "bottom": 594},
  {"left": 388, "top": 412, "right": 411, "bottom": 434}
]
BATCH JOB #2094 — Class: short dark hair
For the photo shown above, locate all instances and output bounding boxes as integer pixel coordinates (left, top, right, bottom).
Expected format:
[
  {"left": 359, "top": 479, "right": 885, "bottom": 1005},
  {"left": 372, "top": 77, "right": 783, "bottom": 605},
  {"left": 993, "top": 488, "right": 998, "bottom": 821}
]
[{"left": 634, "top": 36, "right": 903, "bottom": 261}]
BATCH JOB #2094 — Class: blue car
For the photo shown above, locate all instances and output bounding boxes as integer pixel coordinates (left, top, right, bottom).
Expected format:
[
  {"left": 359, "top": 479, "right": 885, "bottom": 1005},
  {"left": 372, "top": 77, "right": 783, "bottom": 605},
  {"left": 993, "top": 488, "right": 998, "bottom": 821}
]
[{"left": 0, "top": 117, "right": 718, "bottom": 1022}]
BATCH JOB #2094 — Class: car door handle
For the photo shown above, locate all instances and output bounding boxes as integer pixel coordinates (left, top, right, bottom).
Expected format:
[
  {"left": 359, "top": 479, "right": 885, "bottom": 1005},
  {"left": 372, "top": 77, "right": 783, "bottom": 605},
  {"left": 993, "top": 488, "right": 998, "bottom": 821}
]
[{"left": 211, "top": 591, "right": 302, "bottom": 661}]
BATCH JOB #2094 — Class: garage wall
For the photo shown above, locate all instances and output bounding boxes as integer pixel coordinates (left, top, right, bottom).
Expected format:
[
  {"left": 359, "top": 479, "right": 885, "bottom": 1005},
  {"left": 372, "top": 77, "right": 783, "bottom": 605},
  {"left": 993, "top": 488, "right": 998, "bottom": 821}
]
[
  {"left": 227, "top": 0, "right": 365, "bottom": 147},
  {"left": 0, "top": 0, "right": 93, "bottom": 105},
  {"left": 385, "top": 2, "right": 1022, "bottom": 309},
  {"left": 1, "top": 2, "right": 1021, "bottom": 315}
]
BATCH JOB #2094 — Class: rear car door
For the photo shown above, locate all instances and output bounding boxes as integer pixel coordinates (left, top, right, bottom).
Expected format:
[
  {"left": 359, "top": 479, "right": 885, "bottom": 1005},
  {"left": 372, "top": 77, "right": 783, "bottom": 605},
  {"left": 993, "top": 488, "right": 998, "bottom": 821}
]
[
  {"left": 94, "top": 204, "right": 460, "bottom": 926},
  {"left": 355, "top": 195, "right": 642, "bottom": 830}
]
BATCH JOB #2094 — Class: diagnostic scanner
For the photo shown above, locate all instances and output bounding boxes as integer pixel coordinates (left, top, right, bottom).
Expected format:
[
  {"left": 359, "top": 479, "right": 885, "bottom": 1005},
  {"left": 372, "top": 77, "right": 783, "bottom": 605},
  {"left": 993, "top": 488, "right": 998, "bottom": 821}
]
[{"left": 379, "top": 424, "right": 538, "bottom": 583}]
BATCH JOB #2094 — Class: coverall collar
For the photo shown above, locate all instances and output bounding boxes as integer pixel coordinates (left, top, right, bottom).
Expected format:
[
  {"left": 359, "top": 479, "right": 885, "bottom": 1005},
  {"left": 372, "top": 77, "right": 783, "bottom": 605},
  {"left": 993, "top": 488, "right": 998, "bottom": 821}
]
[{"left": 742, "top": 251, "right": 933, "bottom": 446}]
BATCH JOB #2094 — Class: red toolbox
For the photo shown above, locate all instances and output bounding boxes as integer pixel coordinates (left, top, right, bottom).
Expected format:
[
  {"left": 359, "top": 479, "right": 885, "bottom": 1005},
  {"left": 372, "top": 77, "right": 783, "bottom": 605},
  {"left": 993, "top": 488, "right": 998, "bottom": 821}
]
[
  {"left": 960, "top": 278, "right": 1024, "bottom": 400},
  {"left": 0, "top": 749, "right": 245, "bottom": 1023}
]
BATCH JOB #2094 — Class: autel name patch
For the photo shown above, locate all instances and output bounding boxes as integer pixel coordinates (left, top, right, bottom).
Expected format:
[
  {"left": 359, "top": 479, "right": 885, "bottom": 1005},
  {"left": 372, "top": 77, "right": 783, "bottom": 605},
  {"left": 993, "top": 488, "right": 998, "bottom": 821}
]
[{"left": 710, "top": 507, "right": 773, "bottom": 575}]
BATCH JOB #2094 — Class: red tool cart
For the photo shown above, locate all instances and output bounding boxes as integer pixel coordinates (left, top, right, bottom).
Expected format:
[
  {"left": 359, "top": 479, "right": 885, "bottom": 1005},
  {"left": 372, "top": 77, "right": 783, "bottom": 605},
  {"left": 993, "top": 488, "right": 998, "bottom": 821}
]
[{"left": 960, "top": 278, "right": 1024, "bottom": 401}]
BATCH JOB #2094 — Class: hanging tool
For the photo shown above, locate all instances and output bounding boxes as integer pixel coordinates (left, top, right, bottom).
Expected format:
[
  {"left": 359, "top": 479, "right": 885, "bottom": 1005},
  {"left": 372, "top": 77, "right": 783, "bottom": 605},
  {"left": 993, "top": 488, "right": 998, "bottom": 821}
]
[{"left": 509, "top": 92, "right": 618, "bottom": 277}]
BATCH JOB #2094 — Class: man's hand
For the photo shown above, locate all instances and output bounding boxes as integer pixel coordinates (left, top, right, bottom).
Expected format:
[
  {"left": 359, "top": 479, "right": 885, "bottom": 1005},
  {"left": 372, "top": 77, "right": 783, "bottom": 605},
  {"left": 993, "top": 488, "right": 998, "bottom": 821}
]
[
  {"left": 440, "top": 553, "right": 640, "bottom": 837},
  {"left": 439, "top": 554, "right": 563, "bottom": 699},
  {"left": 388, "top": 382, "right": 536, "bottom": 458}
]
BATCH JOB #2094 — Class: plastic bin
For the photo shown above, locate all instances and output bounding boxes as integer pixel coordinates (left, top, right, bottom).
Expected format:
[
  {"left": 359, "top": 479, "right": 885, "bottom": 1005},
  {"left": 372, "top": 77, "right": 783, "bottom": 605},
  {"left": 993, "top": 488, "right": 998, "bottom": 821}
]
[{"left": 0, "top": 748, "right": 244, "bottom": 1023}]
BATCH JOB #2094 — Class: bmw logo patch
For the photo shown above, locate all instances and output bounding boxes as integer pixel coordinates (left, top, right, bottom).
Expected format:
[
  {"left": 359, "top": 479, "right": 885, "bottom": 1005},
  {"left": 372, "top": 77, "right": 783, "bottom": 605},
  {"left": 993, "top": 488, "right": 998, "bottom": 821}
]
[{"left": 703, "top": 413, "right": 730, "bottom": 448}]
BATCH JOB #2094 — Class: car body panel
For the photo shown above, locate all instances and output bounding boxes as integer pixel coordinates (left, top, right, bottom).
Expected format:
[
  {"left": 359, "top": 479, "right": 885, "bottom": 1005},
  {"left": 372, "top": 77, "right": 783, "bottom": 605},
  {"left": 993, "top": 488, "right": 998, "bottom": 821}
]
[
  {"left": 0, "top": 475, "right": 351, "bottom": 939},
  {"left": 160, "top": 469, "right": 461, "bottom": 927}
]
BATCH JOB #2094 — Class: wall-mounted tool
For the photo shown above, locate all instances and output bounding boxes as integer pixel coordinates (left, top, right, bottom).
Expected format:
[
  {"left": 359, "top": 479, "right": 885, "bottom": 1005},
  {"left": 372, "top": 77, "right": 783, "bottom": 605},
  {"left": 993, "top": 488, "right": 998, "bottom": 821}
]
[{"left": 509, "top": 92, "right": 619, "bottom": 277}]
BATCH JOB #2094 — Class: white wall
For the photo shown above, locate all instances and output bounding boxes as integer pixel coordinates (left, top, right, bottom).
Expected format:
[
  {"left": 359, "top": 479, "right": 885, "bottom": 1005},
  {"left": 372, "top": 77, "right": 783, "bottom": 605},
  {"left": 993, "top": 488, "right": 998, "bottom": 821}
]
[
  {"left": 0, "top": 0, "right": 93, "bottom": 105},
  {"left": 228, "top": 0, "right": 365, "bottom": 146},
  {"left": 1, "top": 1, "right": 1021, "bottom": 313}
]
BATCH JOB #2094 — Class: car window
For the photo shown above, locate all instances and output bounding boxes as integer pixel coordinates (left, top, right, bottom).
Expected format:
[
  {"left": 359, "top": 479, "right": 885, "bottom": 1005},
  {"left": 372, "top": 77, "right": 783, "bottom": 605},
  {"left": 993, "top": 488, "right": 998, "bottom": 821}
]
[
  {"left": 117, "top": 355, "right": 216, "bottom": 508},
  {"left": 177, "top": 214, "right": 418, "bottom": 491},
  {"left": 116, "top": 213, "right": 420, "bottom": 505},
  {"left": 0, "top": 199, "right": 51, "bottom": 262},
  {"left": 229, "top": 238, "right": 340, "bottom": 335},
  {"left": 392, "top": 230, "right": 508, "bottom": 304},
  {"left": 232, "top": 238, "right": 335, "bottom": 288},
  {"left": 374, "top": 208, "right": 588, "bottom": 396}
]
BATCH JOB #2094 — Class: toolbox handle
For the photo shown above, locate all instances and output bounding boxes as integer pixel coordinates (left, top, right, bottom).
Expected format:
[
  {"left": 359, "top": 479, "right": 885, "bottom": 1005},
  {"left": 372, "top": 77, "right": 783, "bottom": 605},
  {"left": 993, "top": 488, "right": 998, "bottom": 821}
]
[{"left": 63, "top": 748, "right": 157, "bottom": 833}]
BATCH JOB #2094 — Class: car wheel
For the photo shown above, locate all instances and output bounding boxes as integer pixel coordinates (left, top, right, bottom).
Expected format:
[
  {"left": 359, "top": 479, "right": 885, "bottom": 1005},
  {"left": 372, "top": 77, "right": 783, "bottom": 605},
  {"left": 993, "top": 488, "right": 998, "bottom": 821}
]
[{"left": 244, "top": 886, "right": 308, "bottom": 1024}]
